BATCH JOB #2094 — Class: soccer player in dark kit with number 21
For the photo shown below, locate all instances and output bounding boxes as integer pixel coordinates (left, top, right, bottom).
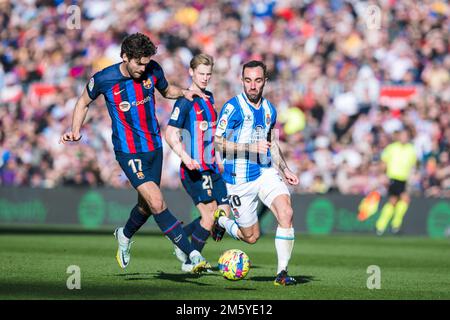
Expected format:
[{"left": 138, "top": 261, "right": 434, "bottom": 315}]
[{"left": 60, "top": 33, "right": 211, "bottom": 273}]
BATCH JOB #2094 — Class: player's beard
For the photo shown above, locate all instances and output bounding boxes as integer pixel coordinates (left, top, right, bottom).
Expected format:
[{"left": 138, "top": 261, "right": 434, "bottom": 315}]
[
  {"left": 245, "top": 88, "right": 263, "bottom": 104},
  {"left": 127, "top": 64, "right": 142, "bottom": 79}
]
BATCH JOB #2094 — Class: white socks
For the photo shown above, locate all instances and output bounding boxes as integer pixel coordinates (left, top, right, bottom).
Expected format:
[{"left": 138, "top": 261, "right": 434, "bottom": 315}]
[
  {"left": 275, "top": 227, "right": 295, "bottom": 274},
  {"left": 118, "top": 227, "right": 130, "bottom": 244},
  {"left": 218, "top": 216, "right": 240, "bottom": 240}
]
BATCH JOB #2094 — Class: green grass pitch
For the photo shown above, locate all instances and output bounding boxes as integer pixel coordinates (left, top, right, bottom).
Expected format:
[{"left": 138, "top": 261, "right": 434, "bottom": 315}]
[{"left": 0, "top": 233, "right": 449, "bottom": 300}]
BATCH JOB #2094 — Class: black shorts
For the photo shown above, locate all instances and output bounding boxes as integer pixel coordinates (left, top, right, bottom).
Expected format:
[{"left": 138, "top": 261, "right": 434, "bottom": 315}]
[
  {"left": 388, "top": 179, "right": 406, "bottom": 197},
  {"left": 180, "top": 166, "right": 229, "bottom": 206},
  {"left": 115, "top": 148, "right": 163, "bottom": 188}
]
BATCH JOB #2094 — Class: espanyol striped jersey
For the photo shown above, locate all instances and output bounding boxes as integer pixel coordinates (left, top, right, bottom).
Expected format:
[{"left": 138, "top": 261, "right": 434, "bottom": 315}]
[
  {"left": 215, "top": 93, "right": 277, "bottom": 184},
  {"left": 168, "top": 91, "right": 219, "bottom": 173},
  {"left": 86, "top": 61, "right": 168, "bottom": 153}
]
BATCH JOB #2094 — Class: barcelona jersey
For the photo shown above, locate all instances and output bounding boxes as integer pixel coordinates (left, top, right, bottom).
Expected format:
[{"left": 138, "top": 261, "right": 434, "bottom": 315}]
[
  {"left": 168, "top": 91, "right": 218, "bottom": 173},
  {"left": 86, "top": 61, "right": 168, "bottom": 153}
]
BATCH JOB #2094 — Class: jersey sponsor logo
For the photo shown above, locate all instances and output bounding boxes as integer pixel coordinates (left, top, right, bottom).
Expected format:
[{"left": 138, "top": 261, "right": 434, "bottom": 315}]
[
  {"left": 114, "top": 89, "right": 125, "bottom": 96},
  {"left": 244, "top": 114, "right": 252, "bottom": 122},
  {"left": 132, "top": 96, "right": 150, "bottom": 106},
  {"left": 199, "top": 120, "right": 209, "bottom": 131},
  {"left": 88, "top": 77, "right": 95, "bottom": 92},
  {"left": 119, "top": 101, "right": 131, "bottom": 112},
  {"left": 143, "top": 78, "right": 152, "bottom": 89},
  {"left": 171, "top": 107, "right": 180, "bottom": 121}
]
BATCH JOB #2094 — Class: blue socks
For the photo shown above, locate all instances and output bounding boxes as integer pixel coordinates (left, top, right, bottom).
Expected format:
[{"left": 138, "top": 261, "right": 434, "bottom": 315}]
[
  {"left": 191, "top": 219, "right": 210, "bottom": 252},
  {"left": 123, "top": 205, "right": 149, "bottom": 239},
  {"left": 183, "top": 217, "right": 200, "bottom": 237},
  {"left": 153, "top": 208, "right": 194, "bottom": 256}
]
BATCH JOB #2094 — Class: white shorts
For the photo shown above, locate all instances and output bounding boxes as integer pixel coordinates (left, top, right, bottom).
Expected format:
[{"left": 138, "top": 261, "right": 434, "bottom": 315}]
[{"left": 226, "top": 167, "right": 290, "bottom": 228}]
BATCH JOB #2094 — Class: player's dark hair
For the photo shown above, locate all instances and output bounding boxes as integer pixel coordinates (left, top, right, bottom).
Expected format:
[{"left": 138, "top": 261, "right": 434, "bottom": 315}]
[
  {"left": 120, "top": 33, "right": 157, "bottom": 61},
  {"left": 242, "top": 60, "right": 267, "bottom": 78}
]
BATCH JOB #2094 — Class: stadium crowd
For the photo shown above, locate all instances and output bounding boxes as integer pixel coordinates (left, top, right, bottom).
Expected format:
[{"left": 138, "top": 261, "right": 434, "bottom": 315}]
[{"left": 0, "top": 0, "right": 449, "bottom": 198}]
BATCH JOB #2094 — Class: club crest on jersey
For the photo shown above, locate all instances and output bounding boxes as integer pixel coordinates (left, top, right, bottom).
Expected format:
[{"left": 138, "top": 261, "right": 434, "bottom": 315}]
[
  {"left": 199, "top": 120, "right": 208, "bottom": 131},
  {"left": 136, "top": 171, "right": 145, "bottom": 179},
  {"left": 143, "top": 78, "right": 152, "bottom": 89},
  {"left": 266, "top": 113, "right": 271, "bottom": 126},
  {"left": 119, "top": 101, "right": 131, "bottom": 112}
]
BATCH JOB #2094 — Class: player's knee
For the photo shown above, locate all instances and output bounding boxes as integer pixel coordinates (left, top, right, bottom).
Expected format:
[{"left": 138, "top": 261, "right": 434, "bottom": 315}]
[
  {"left": 389, "top": 196, "right": 398, "bottom": 205},
  {"left": 201, "top": 216, "right": 214, "bottom": 231},
  {"left": 278, "top": 206, "right": 293, "bottom": 227},
  {"left": 147, "top": 199, "right": 166, "bottom": 214},
  {"left": 244, "top": 233, "right": 260, "bottom": 244},
  {"left": 400, "top": 194, "right": 410, "bottom": 203},
  {"left": 248, "top": 236, "right": 259, "bottom": 244}
]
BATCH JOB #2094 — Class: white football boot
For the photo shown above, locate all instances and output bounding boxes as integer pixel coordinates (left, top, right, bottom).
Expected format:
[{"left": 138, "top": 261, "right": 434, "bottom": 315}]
[{"left": 114, "top": 227, "right": 134, "bottom": 269}]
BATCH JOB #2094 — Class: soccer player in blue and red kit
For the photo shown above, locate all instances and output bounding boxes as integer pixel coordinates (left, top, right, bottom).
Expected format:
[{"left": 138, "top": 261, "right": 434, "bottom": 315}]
[
  {"left": 60, "top": 33, "right": 211, "bottom": 273},
  {"left": 165, "top": 54, "right": 229, "bottom": 272}
]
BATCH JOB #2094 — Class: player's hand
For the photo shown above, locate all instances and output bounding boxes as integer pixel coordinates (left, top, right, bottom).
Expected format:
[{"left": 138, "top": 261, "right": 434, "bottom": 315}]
[
  {"left": 218, "top": 162, "right": 225, "bottom": 174},
  {"left": 59, "top": 132, "right": 82, "bottom": 144},
  {"left": 283, "top": 168, "right": 299, "bottom": 186},
  {"left": 183, "top": 88, "right": 209, "bottom": 101},
  {"left": 250, "top": 140, "right": 271, "bottom": 154},
  {"left": 182, "top": 155, "right": 201, "bottom": 171}
]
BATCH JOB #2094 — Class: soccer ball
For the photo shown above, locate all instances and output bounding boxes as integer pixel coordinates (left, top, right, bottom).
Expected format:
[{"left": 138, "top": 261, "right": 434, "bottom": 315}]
[{"left": 218, "top": 249, "right": 251, "bottom": 281}]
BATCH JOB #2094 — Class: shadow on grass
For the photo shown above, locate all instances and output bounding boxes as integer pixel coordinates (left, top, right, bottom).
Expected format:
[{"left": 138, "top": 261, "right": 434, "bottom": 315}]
[
  {"left": 250, "top": 275, "right": 317, "bottom": 284},
  {"left": 224, "top": 287, "right": 257, "bottom": 291},
  {"left": 118, "top": 271, "right": 218, "bottom": 286}
]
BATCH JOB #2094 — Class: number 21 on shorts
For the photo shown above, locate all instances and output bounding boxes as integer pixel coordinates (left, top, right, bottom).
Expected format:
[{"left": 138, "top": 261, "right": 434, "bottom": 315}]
[{"left": 202, "top": 175, "right": 213, "bottom": 190}]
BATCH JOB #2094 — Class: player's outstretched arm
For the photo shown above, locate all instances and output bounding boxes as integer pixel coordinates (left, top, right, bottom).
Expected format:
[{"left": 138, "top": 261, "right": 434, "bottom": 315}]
[
  {"left": 60, "top": 88, "right": 93, "bottom": 144},
  {"left": 165, "top": 125, "right": 201, "bottom": 170},
  {"left": 270, "top": 130, "right": 299, "bottom": 186},
  {"left": 160, "top": 85, "right": 209, "bottom": 101}
]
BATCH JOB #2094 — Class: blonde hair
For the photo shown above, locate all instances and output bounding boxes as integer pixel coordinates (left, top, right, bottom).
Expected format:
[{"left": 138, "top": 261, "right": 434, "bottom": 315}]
[{"left": 190, "top": 53, "right": 214, "bottom": 70}]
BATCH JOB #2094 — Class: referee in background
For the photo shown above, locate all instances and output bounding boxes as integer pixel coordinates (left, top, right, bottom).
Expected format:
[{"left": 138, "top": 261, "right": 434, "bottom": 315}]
[{"left": 376, "top": 128, "right": 417, "bottom": 235}]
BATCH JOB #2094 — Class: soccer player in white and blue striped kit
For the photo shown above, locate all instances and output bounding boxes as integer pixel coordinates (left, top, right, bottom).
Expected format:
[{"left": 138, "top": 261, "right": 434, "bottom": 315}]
[{"left": 214, "top": 61, "right": 299, "bottom": 286}]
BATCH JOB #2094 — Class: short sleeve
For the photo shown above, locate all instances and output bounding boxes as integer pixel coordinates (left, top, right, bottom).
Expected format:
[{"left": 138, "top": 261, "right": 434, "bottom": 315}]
[
  {"left": 215, "top": 102, "right": 242, "bottom": 137},
  {"left": 270, "top": 104, "right": 277, "bottom": 130},
  {"left": 168, "top": 98, "right": 191, "bottom": 128},
  {"left": 150, "top": 61, "right": 169, "bottom": 93},
  {"left": 86, "top": 73, "right": 102, "bottom": 100}
]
